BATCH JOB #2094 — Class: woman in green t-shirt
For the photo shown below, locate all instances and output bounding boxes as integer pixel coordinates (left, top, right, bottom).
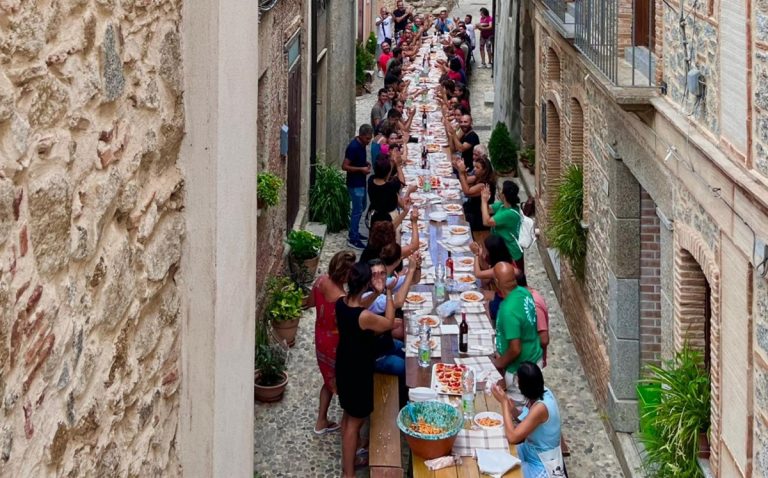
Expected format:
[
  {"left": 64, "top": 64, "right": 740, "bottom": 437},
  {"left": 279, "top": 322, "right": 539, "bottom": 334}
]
[{"left": 480, "top": 180, "right": 525, "bottom": 272}]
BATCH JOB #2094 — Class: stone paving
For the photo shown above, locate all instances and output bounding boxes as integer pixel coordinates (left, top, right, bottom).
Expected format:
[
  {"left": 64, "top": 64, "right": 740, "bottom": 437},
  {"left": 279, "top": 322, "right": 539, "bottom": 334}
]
[{"left": 255, "top": 17, "right": 625, "bottom": 476}]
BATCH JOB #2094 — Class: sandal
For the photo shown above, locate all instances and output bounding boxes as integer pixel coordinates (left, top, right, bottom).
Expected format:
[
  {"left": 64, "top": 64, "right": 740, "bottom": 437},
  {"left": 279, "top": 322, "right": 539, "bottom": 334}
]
[
  {"left": 354, "top": 455, "right": 369, "bottom": 469},
  {"left": 313, "top": 422, "right": 341, "bottom": 435}
]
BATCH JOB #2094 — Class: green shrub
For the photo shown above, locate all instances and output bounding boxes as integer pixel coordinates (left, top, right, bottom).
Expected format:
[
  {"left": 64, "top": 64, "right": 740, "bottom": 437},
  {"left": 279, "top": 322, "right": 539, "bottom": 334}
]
[
  {"left": 264, "top": 276, "right": 304, "bottom": 323},
  {"left": 639, "top": 346, "right": 710, "bottom": 478},
  {"left": 286, "top": 230, "right": 323, "bottom": 261},
  {"left": 546, "top": 165, "right": 586, "bottom": 277},
  {"left": 366, "top": 32, "right": 378, "bottom": 58},
  {"left": 310, "top": 164, "right": 350, "bottom": 232},
  {"left": 488, "top": 122, "right": 518, "bottom": 173},
  {"left": 519, "top": 146, "right": 535, "bottom": 166},
  {"left": 356, "top": 41, "right": 375, "bottom": 86},
  {"left": 255, "top": 342, "right": 288, "bottom": 386},
  {"left": 257, "top": 172, "right": 283, "bottom": 207}
]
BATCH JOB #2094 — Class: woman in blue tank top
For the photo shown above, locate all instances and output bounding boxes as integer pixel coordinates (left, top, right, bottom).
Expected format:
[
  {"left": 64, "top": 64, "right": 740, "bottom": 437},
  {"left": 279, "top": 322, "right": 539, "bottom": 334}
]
[{"left": 491, "top": 362, "right": 566, "bottom": 478}]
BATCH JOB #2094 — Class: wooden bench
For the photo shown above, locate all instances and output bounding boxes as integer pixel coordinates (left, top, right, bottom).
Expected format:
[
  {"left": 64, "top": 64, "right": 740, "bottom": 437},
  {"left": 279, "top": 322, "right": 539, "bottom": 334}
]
[{"left": 370, "top": 373, "right": 403, "bottom": 477}]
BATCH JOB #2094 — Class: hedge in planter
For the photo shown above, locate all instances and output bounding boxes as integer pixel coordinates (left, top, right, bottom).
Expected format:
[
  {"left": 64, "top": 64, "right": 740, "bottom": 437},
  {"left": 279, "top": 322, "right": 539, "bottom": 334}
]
[
  {"left": 546, "top": 165, "right": 586, "bottom": 277},
  {"left": 257, "top": 172, "right": 283, "bottom": 208},
  {"left": 310, "top": 164, "right": 350, "bottom": 233},
  {"left": 639, "top": 346, "right": 710, "bottom": 478},
  {"left": 488, "top": 122, "right": 518, "bottom": 174}
]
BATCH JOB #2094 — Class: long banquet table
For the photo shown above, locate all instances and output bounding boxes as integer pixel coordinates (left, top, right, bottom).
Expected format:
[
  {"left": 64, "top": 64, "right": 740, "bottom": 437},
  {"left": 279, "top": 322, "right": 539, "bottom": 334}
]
[{"left": 398, "top": 35, "right": 522, "bottom": 478}]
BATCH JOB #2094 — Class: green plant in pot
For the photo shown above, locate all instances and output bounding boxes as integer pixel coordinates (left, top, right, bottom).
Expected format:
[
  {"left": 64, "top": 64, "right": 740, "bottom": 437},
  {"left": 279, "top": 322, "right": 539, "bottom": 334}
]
[
  {"left": 519, "top": 146, "right": 535, "bottom": 172},
  {"left": 366, "top": 32, "right": 378, "bottom": 58},
  {"left": 265, "top": 276, "right": 305, "bottom": 348},
  {"left": 257, "top": 172, "right": 283, "bottom": 208},
  {"left": 310, "top": 163, "right": 350, "bottom": 232},
  {"left": 546, "top": 165, "right": 586, "bottom": 278},
  {"left": 356, "top": 41, "right": 375, "bottom": 88},
  {"left": 639, "top": 345, "right": 711, "bottom": 478},
  {"left": 254, "top": 342, "right": 289, "bottom": 402},
  {"left": 488, "top": 122, "right": 519, "bottom": 175},
  {"left": 286, "top": 229, "right": 323, "bottom": 286}
]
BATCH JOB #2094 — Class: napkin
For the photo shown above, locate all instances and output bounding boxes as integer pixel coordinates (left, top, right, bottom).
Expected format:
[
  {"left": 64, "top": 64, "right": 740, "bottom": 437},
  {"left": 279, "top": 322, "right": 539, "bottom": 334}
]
[
  {"left": 476, "top": 449, "right": 521, "bottom": 478},
  {"left": 440, "top": 324, "right": 460, "bottom": 335}
]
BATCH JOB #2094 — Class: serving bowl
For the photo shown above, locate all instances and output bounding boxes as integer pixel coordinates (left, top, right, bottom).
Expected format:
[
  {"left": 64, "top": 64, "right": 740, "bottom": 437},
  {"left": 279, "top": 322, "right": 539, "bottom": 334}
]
[{"left": 397, "top": 401, "right": 463, "bottom": 459}]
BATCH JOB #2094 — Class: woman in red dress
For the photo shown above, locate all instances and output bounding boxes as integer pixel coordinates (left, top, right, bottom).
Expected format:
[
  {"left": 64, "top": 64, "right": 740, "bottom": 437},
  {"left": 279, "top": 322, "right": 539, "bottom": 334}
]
[{"left": 308, "top": 251, "right": 356, "bottom": 434}]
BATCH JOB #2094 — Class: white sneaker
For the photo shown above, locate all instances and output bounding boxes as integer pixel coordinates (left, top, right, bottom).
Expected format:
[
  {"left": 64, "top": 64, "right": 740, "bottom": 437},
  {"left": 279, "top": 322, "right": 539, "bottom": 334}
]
[{"left": 377, "top": 71, "right": 384, "bottom": 78}]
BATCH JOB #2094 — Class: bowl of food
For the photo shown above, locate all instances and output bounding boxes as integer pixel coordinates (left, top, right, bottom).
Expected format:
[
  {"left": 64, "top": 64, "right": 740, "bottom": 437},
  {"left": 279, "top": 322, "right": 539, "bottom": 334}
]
[{"left": 397, "top": 401, "right": 463, "bottom": 459}]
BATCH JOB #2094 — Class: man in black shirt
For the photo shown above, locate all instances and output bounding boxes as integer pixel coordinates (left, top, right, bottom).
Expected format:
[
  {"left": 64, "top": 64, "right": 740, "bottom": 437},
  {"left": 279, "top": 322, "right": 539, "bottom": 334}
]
[
  {"left": 392, "top": 1, "right": 411, "bottom": 37},
  {"left": 342, "top": 124, "right": 374, "bottom": 249},
  {"left": 447, "top": 114, "right": 480, "bottom": 171}
]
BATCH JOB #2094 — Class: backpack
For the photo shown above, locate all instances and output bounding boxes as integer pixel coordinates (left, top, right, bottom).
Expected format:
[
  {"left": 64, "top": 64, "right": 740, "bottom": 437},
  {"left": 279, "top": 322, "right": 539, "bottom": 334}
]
[{"left": 515, "top": 208, "right": 536, "bottom": 249}]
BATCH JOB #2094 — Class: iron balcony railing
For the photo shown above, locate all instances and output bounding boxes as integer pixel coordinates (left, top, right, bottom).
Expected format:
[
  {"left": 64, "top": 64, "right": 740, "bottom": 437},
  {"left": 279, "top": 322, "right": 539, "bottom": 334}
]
[
  {"left": 574, "top": 0, "right": 655, "bottom": 87},
  {"left": 575, "top": 0, "right": 618, "bottom": 83}
]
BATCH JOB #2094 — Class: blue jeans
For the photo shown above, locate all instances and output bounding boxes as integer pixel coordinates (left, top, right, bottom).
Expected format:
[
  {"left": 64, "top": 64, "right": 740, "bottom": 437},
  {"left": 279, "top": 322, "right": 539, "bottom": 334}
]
[
  {"left": 348, "top": 186, "right": 367, "bottom": 242},
  {"left": 374, "top": 339, "right": 405, "bottom": 376}
]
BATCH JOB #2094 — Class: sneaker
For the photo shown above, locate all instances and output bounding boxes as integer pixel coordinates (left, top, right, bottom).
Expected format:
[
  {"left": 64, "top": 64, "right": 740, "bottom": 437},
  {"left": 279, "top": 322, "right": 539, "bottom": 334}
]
[
  {"left": 359, "top": 234, "right": 368, "bottom": 241},
  {"left": 347, "top": 239, "right": 366, "bottom": 250}
]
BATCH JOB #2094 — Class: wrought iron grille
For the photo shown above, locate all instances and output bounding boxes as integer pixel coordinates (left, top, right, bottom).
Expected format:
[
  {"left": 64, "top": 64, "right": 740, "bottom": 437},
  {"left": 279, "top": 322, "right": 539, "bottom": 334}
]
[
  {"left": 543, "top": 0, "right": 569, "bottom": 24},
  {"left": 574, "top": 0, "right": 618, "bottom": 83}
]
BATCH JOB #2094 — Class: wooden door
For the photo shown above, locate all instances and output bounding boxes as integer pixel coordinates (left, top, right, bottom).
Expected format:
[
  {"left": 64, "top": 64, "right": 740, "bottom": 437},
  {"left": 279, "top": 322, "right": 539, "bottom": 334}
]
[
  {"left": 633, "top": 0, "right": 654, "bottom": 48},
  {"left": 287, "top": 62, "right": 302, "bottom": 229}
]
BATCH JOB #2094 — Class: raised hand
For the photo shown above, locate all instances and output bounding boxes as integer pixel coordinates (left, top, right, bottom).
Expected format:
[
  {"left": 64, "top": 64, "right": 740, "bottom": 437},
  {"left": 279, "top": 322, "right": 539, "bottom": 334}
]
[
  {"left": 469, "top": 241, "right": 481, "bottom": 255},
  {"left": 481, "top": 184, "right": 491, "bottom": 202}
]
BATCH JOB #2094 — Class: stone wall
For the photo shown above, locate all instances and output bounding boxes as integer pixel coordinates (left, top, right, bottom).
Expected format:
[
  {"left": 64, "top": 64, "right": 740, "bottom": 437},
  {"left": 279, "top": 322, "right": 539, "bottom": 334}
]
[
  {"left": 256, "top": 0, "right": 304, "bottom": 314},
  {"left": 0, "top": 0, "right": 183, "bottom": 476},
  {"left": 756, "top": 275, "right": 768, "bottom": 478},
  {"left": 661, "top": 3, "right": 720, "bottom": 135},
  {"left": 753, "top": 37, "right": 768, "bottom": 180}
]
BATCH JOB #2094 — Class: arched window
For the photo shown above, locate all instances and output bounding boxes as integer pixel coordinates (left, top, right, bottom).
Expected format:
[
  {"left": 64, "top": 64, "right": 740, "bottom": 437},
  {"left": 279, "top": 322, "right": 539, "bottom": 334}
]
[{"left": 546, "top": 48, "right": 560, "bottom": 86}]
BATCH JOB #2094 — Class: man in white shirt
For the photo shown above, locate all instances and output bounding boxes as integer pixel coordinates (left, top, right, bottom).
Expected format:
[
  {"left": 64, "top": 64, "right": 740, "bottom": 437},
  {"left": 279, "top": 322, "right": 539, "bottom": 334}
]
[
  {"left": 375, "top": 7, "right": 394, "bottom": 77},
  {"left": 464, "top": 14, "right": 476, "bottom": 51}
]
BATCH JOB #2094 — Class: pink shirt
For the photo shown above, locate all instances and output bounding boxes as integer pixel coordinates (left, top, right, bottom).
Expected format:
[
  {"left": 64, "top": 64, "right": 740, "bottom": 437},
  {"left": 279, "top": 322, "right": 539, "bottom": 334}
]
[{"left": 529, "top": 288, "right": 549, "bottom": 366}]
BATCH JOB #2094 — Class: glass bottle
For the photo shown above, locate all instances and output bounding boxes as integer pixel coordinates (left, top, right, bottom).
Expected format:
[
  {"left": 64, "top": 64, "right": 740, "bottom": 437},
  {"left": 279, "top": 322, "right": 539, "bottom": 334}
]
[
  {"left": 459, "top": 311, "right": 468, "bottom": 353},
  {"left": 446, "top": 251, "right": 454, "bottom": 281},
  {"left": 418, "top": 323, "right": 431, "bottom": 368},
  {"left": 461, "top": 367, "right": 475, "bottom": 419}
]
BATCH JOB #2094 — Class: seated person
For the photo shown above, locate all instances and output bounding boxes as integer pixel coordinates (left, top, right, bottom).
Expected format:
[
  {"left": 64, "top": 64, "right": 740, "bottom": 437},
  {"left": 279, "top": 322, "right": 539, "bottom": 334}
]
[
  {"left": 491, "top": 362, "right": 564, "bottom": 477},
  {"left": 469, "top": 234, "right": 514, "bottom": 326},
  {"left": 367, "top": 155, "right": 415, "bottom": 219}
]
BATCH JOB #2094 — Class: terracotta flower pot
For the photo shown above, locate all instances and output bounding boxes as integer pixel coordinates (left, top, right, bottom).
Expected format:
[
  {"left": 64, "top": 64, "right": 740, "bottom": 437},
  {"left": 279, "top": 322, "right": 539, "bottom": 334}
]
[
  {"left": 289, "top": 255, "right": 319, "bottom": 285},
  {"left": 698, "top": 431, "right": 710, "bottom": 459},
  {"left": 254, "top": 371, "right": 288, "bottom": 402},
  {"left": 272, "top": 318, "right": 300, "bottom": 347}
]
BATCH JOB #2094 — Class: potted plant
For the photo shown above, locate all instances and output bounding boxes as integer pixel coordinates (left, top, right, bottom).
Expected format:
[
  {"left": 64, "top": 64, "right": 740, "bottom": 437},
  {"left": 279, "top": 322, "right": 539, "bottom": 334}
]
[
  {"left": 547, "top": 165, "right": 586, "bottom": 278},
  {"left": 356, "top": 41, "right": 375, "bottom": 95},
  {"left": 286, "top": 229, "right": 323, "bottom": 285},
  {"left": 488, "top": 122, "right": 519, "bottom": 176},
  {"left": 257, "top": 172, "right": 283, "bottom": 209},
  {"left": 265, "top": 276, "right": 305, "bottom": 347},
  {"left": 254, "top": 342, "right": 289, "bottom": 402},
  {"left": 639, "top": 345, "right": 711, "bottom": 477},
  {"left": 310, "top": 163, "right": 350, "bottom": 232},
  {"left": 519, "top": 146, "right": 535, "bottom": 173}
]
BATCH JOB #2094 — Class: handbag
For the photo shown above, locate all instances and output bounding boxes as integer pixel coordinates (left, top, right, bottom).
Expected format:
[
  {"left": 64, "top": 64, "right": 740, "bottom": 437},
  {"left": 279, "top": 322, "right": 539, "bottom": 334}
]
[{"left": 514, "top": 208, "right": 536, "bottom": 249}]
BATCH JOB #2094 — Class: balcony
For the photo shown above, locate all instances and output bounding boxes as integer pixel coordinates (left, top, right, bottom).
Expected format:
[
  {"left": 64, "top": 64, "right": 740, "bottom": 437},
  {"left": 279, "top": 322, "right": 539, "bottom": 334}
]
[
  {"left": 542, "top": 0, "right": 576, "bottom": 38},
  {"left": 573, "top": 0, "right": 657, "bottom": 102}
]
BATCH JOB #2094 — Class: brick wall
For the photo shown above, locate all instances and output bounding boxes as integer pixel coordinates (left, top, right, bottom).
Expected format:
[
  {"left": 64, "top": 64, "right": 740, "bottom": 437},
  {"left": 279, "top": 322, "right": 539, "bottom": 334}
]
[{"left": 640, "top": 189, "right": 661, "bottom": 367}]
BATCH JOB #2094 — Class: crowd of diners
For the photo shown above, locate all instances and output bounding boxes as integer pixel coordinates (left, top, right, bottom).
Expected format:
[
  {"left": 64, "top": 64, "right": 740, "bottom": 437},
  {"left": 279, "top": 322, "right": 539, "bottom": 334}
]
[{"left": 306, "top": 4, "right": 567, "bottom": 477}]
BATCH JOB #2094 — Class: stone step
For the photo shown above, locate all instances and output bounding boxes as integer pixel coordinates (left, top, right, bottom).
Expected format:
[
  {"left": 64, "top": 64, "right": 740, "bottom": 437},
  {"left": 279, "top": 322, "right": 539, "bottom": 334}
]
[{"left": 305, "top": 222, "right": 327, "bottom": 243}]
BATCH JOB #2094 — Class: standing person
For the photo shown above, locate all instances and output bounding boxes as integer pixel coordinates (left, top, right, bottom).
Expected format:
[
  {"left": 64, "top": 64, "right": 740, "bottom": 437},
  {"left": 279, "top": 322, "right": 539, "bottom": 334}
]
[
  {"left": 476, "top": 7, "right": 494, "bottom": 67},
  {"left": 491, "top": 262, "right": 543, "bottom": 406},
  {"left": 308, "top": 251, "right": 357, "bottom": 435},
  {"left": 375, "top": 7, "right": 394, "bottom": 76},
  {"left": 343, "top": 124, "right": 374, "bottom": 250},
  {"left": 392, "top": 0, "right": 411, "bottom": 37},
  {"left": 465, "top": 14, "right": 476, "bottom": 52},
  {"left": 336, "top": 262, "right": 397, "bottom": 477},
  {"left": 491, "top": 362, "right": 565, "bottom": 477},
  {"left": 454, "top": 152, "right": 495, "bottom": 243},
  {"left": 480, "top": 180, "right": 526, "bottom": 273},
  {"left": 515, "top": 271, "right": 550, "bottom": 368}
]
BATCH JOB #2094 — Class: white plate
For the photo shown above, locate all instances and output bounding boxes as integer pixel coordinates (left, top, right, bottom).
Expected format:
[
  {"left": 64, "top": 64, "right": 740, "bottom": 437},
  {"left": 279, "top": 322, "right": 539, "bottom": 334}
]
[
  {"left": 474, "top": 412, "right": 504, "bottom": 429},
  {"left": 429, "top": 211, "right": 448, "bottom": 222},
  {"left": 449, "top": 225, "right": 470, "bottom": 236},
  {"left": 417, "top": 315, "right": 440, "bottom": 328},
  {"left": 459, "top": 291, "right": 484, "bottom": 303},
  {"left": 448, "top": 235, "right": 469, "bottom": 246},
  {"left": 454, "top": 274, "right": 477, "bottom": 285},
  {"left": 406, "top": 293, "right": 428, "bottom": 304}
]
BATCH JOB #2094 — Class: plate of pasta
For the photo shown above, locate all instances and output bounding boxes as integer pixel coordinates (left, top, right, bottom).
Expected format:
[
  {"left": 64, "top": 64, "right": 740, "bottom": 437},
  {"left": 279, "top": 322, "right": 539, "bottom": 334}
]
[{"left": 474, "top": 412, "right": 504, "bottom": 429}]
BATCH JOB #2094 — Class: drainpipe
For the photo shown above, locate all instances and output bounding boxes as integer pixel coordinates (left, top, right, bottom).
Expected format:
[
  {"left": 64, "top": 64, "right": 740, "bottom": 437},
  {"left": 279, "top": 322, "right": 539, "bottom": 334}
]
[{"left": 309, "top": 0, "right": 318, "bottom": 189}]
